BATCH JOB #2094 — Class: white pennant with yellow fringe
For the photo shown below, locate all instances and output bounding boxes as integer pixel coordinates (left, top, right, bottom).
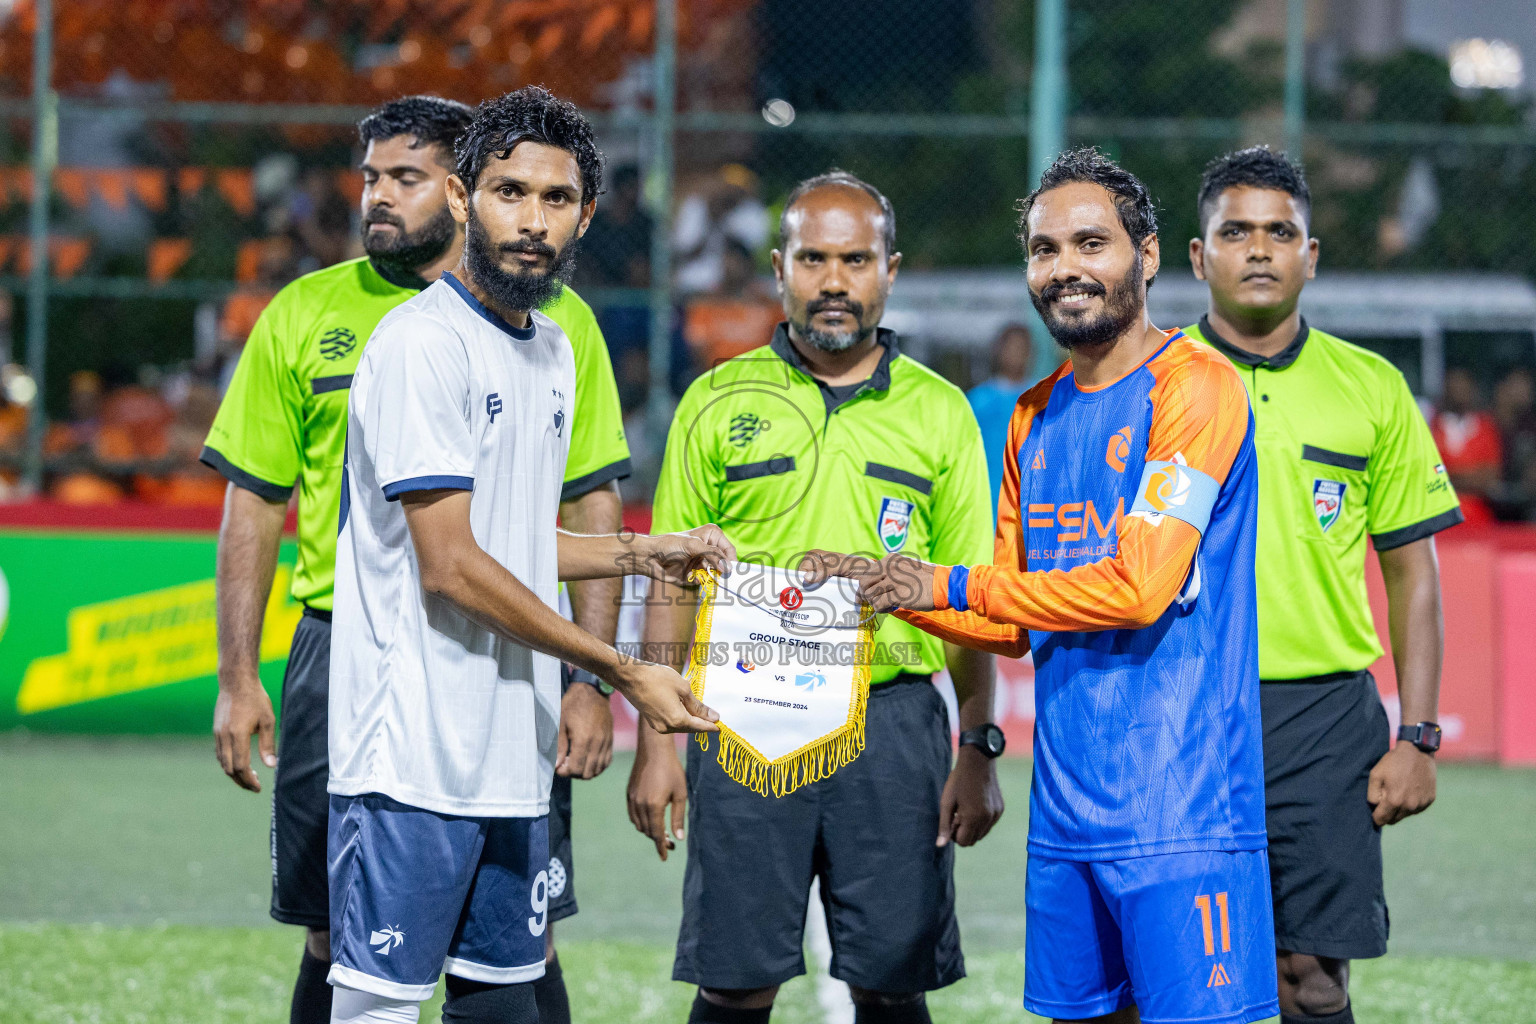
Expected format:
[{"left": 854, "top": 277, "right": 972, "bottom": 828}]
[{"left": 686, "top": 561, "right": 875, "bottom": 797}]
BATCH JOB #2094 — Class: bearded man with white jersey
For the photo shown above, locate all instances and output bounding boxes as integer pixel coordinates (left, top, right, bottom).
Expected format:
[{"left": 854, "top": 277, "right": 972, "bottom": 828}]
[{"left": 327, "top": 87, "right": 730, "bottom": 1024}]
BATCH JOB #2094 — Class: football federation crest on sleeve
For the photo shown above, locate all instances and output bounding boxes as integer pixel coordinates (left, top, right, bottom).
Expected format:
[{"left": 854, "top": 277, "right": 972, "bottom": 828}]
[
  {"left": 878, "top": 497, "right": 913, "bottom": 552},
  {"left": 1313, "top": 479, "right": 1346, "bottom": 533}
]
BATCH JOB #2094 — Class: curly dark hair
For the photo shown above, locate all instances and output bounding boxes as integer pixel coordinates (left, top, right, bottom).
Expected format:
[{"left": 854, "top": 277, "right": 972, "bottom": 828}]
[
  {"left": 779, "top": 170, "right": 897, "bottom": 256},
  {"left": 357, "top": 95, "right": 473, "bottom": 163},
  {"left": 1016, "top": 147, "right": 1159, "bottom": 249},
  {"left": 454, "top": 86, "right": 604, "bottom": 204},
  {"left": 1197, "top": 146, "right": 1310, "bottom": 233}
]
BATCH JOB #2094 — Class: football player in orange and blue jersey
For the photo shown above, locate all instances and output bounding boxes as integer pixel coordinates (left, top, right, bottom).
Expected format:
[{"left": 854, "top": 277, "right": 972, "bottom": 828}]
[{"left": 805, "top": 149, "right": 1278, "bottom": 1024}]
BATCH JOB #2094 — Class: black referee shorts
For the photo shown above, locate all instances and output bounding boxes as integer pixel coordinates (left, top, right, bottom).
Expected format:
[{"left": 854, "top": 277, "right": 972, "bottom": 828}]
[
  {"left": 547, "top": 667, "right": 578, "bottom": 925},
  {"left": 673, "top": 674, "right": 964, "bottom": 994},
  {"left": 269, "top": 609, "right": 332, "bottom": 929},
  {"left": 1261, "top": 670, "right": 1391, "bottom": 961},
  {"left": 268, "top": 609, "right": 580, "bottom": 929}
]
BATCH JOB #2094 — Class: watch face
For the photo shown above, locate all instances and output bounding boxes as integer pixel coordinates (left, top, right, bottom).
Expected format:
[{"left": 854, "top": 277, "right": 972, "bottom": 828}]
[{"left": 984, "top": 725, "right": 1006, "bottom": 756}]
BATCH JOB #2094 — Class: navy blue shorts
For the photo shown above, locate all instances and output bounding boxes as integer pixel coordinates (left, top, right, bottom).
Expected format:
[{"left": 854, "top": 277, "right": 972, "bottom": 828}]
[
  {"left": 271, "top": 616, "right": 580, "bottom": 933},
  {"left": 326, "top": 793, "right": 550, "bottom": 1001},
  {"left": 1024, "top": 849, "right": 1280, "bottom": 1024}
]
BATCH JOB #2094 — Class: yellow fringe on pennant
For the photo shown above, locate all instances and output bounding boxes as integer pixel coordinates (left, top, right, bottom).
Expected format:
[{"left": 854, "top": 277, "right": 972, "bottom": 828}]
[{"left": 685, "top": 568, "right": 875, "bottom": 798}]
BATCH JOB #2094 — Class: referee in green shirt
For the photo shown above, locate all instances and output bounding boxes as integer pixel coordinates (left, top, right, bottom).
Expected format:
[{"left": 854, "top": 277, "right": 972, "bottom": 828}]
[
  {"left": 203, "top": 96, "right": 630, "bottom": 1024},
  {"left": 1185, "top": 147, "right": 1462, "bottom": 1024},
  {"left": 629, "top": 172, "right": 1004, "bottom": 1024}
]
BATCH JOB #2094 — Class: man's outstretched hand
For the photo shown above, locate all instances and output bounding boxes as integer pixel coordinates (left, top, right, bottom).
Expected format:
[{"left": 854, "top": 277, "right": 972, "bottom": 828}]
[
  {"left": 640, "top": 525, "right": 737, "bottom": 584},
  {"left": 612, "top": 659, "right": 720, "bottom": 735},
  {"left": 799, "top": 550, "right": 938, "bottom": 612}
]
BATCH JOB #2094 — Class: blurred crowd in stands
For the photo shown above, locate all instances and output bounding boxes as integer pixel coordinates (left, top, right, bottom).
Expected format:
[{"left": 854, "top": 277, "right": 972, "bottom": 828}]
[
  {"left": 8, "top": 152, "right": 1536, "bottom": 528},
  {"left": 1429, "top": 364, "right": 1536, "bottom": 525},
  {"left": 0, "top": 359, "right": 228, "bottom": 507}
]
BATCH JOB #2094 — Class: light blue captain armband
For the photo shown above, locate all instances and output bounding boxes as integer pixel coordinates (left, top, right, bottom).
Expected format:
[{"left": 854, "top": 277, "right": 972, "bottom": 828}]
[{"left": 1129, "top": 460, "right": 1220, "bottom": 535}]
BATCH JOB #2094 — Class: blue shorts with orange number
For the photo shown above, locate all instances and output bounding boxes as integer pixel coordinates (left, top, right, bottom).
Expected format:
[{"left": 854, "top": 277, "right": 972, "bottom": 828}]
[{"left": 1024, "top": 849, "right": 1279, "bottom": 1024}]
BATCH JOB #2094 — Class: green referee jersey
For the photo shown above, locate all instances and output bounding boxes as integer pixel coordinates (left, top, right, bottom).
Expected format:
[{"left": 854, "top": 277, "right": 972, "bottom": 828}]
[
  {"left": 201, "top": 257, "right": 631, "bottom": 611},
  {"left": 1185, "top": 316, "right": 1462, "bottom": 679},
  {"left": 652, "top": 324, "right": 995, "bottom": 684}
]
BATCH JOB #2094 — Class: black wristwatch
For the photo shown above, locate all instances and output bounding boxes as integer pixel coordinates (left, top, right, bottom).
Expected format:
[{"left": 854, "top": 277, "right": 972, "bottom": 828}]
[
  {"left": 1398, "top": 721, "right": 1442, "bottom": 754},
  {"left": 959, "top": 723, "right": 1006, "bottom": 759},
  {"left": 569, "top": 668, "right": 614, "bottom": 698}
]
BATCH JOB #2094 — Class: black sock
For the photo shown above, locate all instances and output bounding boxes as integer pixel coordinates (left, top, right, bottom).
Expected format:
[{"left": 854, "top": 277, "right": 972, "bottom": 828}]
[
  {"left": 442, "top": 974, "right": 539, "bottom": 1024},
  {"left": 853, "top": 996, "right": 932, "bottom": 1024},
  {"left": 290, "top": 948, "right": 333, "bottom": 1024},
  {"left": 688, "top": 991, "right": 772, "bottom": 1024},
  {"left": 1282, "top": 1002, "right": 1354, "bottom": 1024},
  {"left": 533, "top": 955, "right": 571, "bottom": 1024}
]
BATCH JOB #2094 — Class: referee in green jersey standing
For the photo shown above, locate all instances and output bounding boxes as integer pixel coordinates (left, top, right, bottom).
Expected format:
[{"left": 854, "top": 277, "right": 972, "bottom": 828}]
[
  {"left": 629, "top": 172, "right": 1004, "bottom": 1024},
  {"left": 203, "top": 94, "right": 630, "bottom": 1024},
  {"left": 1185, "top": 147, "right": 1462, "bottom": 1024}
]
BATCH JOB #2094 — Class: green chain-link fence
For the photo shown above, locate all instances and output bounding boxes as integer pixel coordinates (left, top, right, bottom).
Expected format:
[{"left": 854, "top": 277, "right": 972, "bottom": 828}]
[{"left": 2, "top": 0, "right": 1533, "bottom": 499}]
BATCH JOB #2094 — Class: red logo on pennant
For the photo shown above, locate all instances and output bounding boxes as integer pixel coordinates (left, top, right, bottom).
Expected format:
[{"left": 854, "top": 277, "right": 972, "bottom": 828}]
[{"left": 779, "top": 586, "right": 803, "bottom": 610}]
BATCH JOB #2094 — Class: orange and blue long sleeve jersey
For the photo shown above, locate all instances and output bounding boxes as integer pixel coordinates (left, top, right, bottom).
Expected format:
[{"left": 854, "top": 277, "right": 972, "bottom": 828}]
[{"left": 900, "top": 330, "right": 1266, "bottom": 859}]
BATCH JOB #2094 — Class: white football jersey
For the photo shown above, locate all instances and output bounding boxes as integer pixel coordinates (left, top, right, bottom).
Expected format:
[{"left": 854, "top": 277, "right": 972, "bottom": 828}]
[{"left": 330, "top": 272, "right": 573, "bottom": 818}]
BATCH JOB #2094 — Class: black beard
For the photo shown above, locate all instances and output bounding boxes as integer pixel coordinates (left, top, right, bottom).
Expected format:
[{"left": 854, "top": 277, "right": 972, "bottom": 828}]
[
  {"left": 1031, "top": 254, "right": 1145, "bottom": 350},
  {"left": 362, "top": 205, "right": 456, "bottom": 278},
  {"left": 463, "top": 209, "right": 579, "bottom": 315},
  {"left": 791, "top": 296, "right": 874, "bottom": 353}
]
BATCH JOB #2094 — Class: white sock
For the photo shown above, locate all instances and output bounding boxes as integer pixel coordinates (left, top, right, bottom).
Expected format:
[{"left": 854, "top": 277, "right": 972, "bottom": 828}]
[{"left": 330, "top": 985, "right": 422, "bottom": 1024}]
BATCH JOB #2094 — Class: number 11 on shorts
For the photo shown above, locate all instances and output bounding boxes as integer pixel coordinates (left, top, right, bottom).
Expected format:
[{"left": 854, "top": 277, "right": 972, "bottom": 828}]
[{"left": 1194, "top": 892, "right": 1231, "bottom": 956}]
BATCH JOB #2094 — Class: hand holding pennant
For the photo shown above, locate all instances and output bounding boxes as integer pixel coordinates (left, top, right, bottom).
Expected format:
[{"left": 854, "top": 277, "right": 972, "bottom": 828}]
[{"left": 683, "top": 561, "right": 877, "bottom": 797}]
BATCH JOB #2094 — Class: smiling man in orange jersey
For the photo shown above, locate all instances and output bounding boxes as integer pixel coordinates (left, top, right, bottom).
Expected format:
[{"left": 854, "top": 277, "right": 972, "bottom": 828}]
[{"left": 807, "top": 148, "right": 1279, "bottom": 1024}]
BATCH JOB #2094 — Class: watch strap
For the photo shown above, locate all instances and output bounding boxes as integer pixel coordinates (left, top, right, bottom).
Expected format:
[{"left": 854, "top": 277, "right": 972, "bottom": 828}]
[
  {"left": 959, "top": 724, "right": 1005, "bottom": 758},
  {"left": 569, "top": 668, "right": 613, "bottom": 697},
  {"left": 1398, "top": 721, "right": 1441, "bottom": 752}
]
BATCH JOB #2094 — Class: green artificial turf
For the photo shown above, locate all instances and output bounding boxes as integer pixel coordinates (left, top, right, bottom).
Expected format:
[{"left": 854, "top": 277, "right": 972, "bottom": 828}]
[{"left": 2, "top": 734, "right": 1532, "bottom": 1022}]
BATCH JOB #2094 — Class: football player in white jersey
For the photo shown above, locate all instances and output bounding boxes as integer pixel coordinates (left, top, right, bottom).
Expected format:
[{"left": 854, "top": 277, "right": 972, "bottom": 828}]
[{"left": 327, "top": 87, "right": 727, "bottom": 1024}]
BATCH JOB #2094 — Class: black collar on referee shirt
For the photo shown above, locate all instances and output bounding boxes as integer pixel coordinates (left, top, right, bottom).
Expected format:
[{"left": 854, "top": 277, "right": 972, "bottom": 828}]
[
  {"left": 1200, "top": 313, "right": 1310, "bottom": 371},
  {"left": 769, "top": 322, "right": 898, "bottom": 417},
  {"left": 368, "top": 258, "right": 430, "bottom": 292}
]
